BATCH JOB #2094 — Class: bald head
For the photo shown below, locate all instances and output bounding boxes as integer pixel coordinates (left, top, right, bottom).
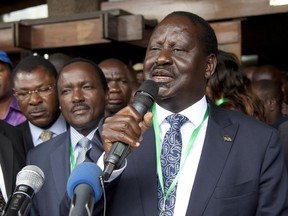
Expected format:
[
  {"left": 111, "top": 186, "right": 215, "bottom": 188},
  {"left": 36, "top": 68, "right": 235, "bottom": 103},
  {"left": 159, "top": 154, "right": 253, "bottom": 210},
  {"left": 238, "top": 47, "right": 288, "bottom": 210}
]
[
  {"left": 251, "top": 80, "right": 283, "bottom": 102},
  {"left": 252, "top": 65, "right": 283, "bottom": 84}
]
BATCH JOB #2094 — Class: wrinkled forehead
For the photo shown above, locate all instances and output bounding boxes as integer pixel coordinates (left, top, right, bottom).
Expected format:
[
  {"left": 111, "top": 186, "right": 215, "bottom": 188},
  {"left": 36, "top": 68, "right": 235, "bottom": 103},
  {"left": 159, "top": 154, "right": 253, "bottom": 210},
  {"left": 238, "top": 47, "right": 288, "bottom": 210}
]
[{"left": 149, "top": 16, "right": 199, "bottom": 44}]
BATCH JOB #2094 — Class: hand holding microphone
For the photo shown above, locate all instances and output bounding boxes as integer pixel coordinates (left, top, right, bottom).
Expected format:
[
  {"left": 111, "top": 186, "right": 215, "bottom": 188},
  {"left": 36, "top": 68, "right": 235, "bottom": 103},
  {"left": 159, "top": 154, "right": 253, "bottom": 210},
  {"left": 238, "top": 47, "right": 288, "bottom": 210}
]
[
  {"left": 2, "top": 165, "right": 44, "bottom": 216},
  {"left": 102, "top": 80, "right": 159, "bottom": 181}
]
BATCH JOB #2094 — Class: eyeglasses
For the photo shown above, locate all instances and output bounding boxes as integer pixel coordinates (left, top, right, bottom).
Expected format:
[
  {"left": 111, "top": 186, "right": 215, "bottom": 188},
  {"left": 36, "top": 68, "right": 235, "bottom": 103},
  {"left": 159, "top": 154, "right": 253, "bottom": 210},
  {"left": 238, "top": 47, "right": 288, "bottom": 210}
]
[{"left": 13, "top": 84, "right": 56, "bottom": 101}]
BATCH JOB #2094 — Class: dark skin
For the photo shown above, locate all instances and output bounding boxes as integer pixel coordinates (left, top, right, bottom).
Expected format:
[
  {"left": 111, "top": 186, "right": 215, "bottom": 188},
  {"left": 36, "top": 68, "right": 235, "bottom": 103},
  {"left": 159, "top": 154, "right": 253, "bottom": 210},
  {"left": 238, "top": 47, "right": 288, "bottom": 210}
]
[
  {"left": 99, "top": 59, "right": 132, "bottom": 116},
  {"left": 0, "top": 62, "right": 13, "bottom": 118},
  {"left": 101, "top": 14, "right": 217, "bottom": 154},
  {"left": 57, "top": 61, "right": 108, "bottom": 136},
  {"left": 13, "top": 67, "right": 60, "bottom": 128}
]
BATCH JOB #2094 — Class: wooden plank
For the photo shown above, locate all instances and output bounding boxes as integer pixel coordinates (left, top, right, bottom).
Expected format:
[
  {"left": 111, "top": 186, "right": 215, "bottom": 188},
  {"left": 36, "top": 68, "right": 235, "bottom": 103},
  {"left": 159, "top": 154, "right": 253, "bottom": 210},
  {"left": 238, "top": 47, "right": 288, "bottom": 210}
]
[
  {"left": 0, "top": 24, "right": 22, "bottom": 52},
  {"left": 1, "top": 9, "right": 153, "bottom": 50},
  {"left": 101, "top": 0, "right": 288, "bottom": 22},
  {"left": 14, "top": 23, "right": 32, "bottom": 49},
  {"left": 105, "top": 14, "right": 144, "bottom": 41},
  {"left": 211, "top": 20, "right": 241, "bottom": 45},
  {"left": 30, "top": 18, "right": 110, "bottom": 49}
]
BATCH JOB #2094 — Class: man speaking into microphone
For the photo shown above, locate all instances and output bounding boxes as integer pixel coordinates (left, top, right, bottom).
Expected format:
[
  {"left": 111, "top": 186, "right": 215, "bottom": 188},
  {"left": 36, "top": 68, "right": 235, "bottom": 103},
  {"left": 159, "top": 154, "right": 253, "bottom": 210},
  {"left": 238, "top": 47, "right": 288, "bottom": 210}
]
[{"left": 62, "top": 11, "right": 288, "bottom": 216}]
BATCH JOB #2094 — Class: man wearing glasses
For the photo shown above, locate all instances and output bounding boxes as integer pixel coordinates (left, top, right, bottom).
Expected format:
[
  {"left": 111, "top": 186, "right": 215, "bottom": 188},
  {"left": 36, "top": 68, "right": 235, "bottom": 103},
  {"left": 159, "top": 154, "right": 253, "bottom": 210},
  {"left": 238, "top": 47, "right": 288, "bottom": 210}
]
[{"left": 13, "top": 55, "right": 68, "bottom": 155}]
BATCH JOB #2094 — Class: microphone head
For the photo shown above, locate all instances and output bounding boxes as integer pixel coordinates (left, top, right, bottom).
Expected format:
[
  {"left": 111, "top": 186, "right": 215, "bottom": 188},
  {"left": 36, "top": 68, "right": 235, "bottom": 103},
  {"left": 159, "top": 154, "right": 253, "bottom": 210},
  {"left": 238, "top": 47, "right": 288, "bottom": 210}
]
[
  {"left": 67, "top": 162, "right": 103, "bottom": 203},
  {"left": 136, "top": 80, "right": 159, "bottom": 100},
  {"left": 16, "top": 165, "right": 45, "bottom": 193}
]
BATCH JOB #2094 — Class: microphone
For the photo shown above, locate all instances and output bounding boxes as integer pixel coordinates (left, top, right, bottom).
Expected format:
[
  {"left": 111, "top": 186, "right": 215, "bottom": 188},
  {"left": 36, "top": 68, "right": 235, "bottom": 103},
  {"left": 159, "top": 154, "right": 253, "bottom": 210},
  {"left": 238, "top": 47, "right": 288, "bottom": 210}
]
[
  {"left": 2, "top": 165, "right": 45, "bottom": 216},
  {"left": 67, "top": 162, "right": 103, "bottom": 216},
  {"left": 103, "top": 80, "right": 159, "bottom": 181}
]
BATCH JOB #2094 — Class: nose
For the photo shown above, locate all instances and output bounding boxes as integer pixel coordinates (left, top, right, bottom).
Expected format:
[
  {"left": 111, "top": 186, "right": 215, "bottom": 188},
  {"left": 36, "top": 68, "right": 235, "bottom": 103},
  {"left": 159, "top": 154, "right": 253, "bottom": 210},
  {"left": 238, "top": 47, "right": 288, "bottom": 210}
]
[
  {"left": 108, "top": 81, "right": 121, "bottom": 93},
  {"left": 72, "top": 88, "right": 85, "bottom": 102},
  {"left": 155, "top": 49, "right": 172, "bottom": 65},
  {"left": 28, "top": 92, "right": 43, "bottom": 105}
]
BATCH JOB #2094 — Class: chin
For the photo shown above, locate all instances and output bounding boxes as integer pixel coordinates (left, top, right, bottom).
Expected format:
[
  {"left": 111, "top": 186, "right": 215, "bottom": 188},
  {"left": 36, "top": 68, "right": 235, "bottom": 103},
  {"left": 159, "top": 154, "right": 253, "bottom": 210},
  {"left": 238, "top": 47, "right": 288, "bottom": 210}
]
[{"left": 30, "top": 118, "right": 50, "bottom": 128}]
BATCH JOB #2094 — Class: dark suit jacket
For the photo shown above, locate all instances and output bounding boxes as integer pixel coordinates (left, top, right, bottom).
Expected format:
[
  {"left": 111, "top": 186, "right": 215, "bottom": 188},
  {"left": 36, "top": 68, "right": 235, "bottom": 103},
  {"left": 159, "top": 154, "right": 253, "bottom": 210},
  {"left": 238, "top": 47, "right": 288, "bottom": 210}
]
[
  {"left": 17, "top": 120, "right": 33, "bottom": 156},
  {"left": 275, "top": 117, "right": 288, "bottom": 172},
  {"left": 0, "top": 120, "right": 26, "bottom": 198},
  {"left": 84, "top": 101, "right": 288, "bottom": 216},
  {"left": 26, "top": 130, "right": 71, "bottom": 216},
  {"left": 27, "top": 129, "right": 105, "bottom": 216}
]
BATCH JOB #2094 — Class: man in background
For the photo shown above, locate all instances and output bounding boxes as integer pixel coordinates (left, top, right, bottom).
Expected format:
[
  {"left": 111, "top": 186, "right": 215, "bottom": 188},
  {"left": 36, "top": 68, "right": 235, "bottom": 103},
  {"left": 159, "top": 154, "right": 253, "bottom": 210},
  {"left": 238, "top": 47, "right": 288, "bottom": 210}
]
[
  {"left": 27, "top": 58, "right": 108, "bottom": 216},
  {"left": 99, "top": 58, "right": 132, "bottom": 116},
  {"left": 0, "top": 50, "right": 26, "bottom": 126},
  {"left": 13, "top": 55, "right": 67, "bottom": 155},
  {"left": 48, "top": 52, "right": 72, "bottom": 73}
]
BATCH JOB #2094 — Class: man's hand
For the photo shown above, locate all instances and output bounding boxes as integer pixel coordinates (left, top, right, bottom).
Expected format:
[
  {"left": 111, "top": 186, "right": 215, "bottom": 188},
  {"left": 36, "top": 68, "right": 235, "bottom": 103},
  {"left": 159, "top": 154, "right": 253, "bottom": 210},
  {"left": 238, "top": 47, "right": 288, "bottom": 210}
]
[{"left": 102, "top": 105, "right": 153, "bottom": 155}]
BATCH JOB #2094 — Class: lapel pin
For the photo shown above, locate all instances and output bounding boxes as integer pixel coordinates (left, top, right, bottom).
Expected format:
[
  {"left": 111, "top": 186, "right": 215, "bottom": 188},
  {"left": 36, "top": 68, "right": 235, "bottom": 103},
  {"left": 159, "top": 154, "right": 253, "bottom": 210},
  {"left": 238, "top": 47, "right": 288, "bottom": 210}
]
[{"left": 223, "top": 135, "right": 232, "bottom": 142}]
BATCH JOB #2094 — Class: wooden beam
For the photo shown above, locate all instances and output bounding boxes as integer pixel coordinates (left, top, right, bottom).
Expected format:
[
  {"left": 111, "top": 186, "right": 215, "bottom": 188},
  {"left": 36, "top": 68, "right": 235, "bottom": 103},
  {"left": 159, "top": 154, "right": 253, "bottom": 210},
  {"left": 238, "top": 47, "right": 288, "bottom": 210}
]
[
  {"left": 104, "top": 14, "right": 144, "bottom": 41},
  {"left": 0, "top": 9, "right": 156, "bottom": 51},
  {"left": 101, "top": 0, "right": 288, "bottom": 22},
  {"left": 30, "top": 18, "right": 109, "bottom": 49},
  {"left": 211, "top": 20, "right": 241, "bottom": 45},
  {"left": 0, "top": 23, "right": 23, "bottom": 52},
  {"left": 14, "top": 23, "right": 32, "bottom": 49}
]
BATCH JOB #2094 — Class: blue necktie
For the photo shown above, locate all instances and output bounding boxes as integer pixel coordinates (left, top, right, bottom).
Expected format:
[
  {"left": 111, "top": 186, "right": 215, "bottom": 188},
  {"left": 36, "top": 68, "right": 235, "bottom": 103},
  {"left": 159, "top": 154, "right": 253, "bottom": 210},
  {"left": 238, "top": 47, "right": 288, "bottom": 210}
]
[{"left": 158, "top": 114, "right": 188, "bottom": 216}]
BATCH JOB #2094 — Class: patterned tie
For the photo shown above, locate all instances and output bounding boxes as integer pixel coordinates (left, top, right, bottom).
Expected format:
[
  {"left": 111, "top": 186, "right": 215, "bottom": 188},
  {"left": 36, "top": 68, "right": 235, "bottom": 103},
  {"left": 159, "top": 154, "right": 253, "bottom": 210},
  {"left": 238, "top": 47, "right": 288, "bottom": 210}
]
[
  {"left": 0, "top": 190, "right": 6, "bottom": 214},
  {"left": 75, "top": 137, "right": 90, "bottom": 166},
  {"left": 40, "top": 130, "right": 53, "bottom": 142},
  {"left": 158, "top": 114, "right": 188, "bottom": 216}
]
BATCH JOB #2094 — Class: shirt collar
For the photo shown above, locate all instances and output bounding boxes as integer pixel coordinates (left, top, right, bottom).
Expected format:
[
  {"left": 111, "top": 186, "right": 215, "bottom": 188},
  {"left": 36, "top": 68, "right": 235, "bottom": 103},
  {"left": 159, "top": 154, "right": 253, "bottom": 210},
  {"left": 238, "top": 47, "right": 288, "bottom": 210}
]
[
  {"left": 70, "top": 127, "right": 98, "bottom": 150},
  {"left": 155, "top": 96, "right": 207, "bottom": 127},
  {"left": 29, "top": 114, "right": 68, "bottom": 145}
]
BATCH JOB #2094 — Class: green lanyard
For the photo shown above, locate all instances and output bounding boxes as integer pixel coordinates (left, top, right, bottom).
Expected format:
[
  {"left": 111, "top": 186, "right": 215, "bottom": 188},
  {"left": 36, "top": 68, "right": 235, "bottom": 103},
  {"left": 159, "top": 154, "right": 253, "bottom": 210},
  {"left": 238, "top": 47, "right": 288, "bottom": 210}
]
[
  {"left": 152, "top": 104, "right": 209, "bottom": 211},
  {"left": 70, "top": 143, "right": 76, "bottom": 170},
  {"left": 215, "top": 98, "right": 228, "bottom": 106}
]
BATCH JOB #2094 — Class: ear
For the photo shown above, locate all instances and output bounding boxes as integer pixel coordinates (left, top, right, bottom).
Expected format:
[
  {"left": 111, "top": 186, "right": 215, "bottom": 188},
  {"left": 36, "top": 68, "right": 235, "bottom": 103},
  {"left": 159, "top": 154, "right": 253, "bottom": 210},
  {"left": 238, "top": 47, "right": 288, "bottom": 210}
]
[{"left": 205, "top": 53, "right": 217, "bottom": 79}]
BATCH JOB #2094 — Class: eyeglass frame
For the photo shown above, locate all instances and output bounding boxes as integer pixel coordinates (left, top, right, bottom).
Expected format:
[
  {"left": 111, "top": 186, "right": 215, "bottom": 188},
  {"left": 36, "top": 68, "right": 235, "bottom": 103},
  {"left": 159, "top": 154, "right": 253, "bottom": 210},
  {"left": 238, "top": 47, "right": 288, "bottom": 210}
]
[{"left": 13, "top": 84, "right": 56, "bottom": 101}]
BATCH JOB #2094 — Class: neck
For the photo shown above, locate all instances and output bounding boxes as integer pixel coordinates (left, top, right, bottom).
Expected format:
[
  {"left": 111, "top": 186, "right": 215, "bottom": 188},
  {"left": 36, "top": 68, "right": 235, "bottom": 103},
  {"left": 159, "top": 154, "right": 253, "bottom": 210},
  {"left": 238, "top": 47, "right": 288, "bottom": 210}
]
[{"left": 156, "top": 95, "right": 205, "bottom": 113}]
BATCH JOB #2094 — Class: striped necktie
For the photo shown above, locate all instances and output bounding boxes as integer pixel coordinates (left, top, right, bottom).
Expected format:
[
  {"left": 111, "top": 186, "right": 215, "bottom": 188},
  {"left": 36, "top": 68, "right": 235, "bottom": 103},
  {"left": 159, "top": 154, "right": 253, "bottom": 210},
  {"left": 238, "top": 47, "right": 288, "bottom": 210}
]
[{"left": 76, "top": 137, "right": 90, "bottom": 166}]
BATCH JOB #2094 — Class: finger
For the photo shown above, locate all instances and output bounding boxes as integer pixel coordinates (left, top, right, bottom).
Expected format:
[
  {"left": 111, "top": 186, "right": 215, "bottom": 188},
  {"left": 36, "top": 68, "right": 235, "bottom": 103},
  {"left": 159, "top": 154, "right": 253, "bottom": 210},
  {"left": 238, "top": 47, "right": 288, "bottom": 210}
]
[
  {"left": 139, "top": 112, "right": 153, "bottom": 134},
  {"left": 102, "top": 116, "right": 142, "bottom": 147}
]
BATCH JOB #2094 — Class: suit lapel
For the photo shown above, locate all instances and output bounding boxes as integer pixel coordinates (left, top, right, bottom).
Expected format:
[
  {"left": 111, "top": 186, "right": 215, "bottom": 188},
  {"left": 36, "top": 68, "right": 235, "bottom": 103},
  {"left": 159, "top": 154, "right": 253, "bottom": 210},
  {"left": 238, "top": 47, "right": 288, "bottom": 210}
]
[
  {"left": 50, "top": 132, "right": 71, "bottom": 198},
  {"left": 18, "top": 121, "right": 34, "bottom": 154},
  {"left": 186, "top": 103, "right": 239, "bottom": 216},
  {"left": 131, "top": 127, "right": 158, "bottom": 216}
]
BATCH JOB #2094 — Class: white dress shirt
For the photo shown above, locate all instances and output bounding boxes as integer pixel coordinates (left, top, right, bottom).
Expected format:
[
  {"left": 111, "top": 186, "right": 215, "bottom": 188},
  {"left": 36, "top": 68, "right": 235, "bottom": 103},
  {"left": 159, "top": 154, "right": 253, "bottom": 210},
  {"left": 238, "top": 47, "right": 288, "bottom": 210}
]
[
  {"left": 70, "top": 126, "right": 97, "bottom": 170},
  {"left": 155, "top": 96, "right": 208, "bottom": 216},
  {"left": 98, "top": 96, "right": 209, "bottom": 215}
]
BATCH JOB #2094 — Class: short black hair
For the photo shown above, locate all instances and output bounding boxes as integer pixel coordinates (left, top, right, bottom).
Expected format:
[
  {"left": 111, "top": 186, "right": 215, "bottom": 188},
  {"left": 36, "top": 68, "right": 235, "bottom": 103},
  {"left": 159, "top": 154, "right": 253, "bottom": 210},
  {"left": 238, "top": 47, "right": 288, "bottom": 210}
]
[
  {"left": 58, "top": 57, "right": 108, "bottom": 91},
  {"left": 12, "top": 55, "right": 58, "bottom": 83},
  {"left": 166, "top": 11, "right": 218, "bottom": 55}
]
